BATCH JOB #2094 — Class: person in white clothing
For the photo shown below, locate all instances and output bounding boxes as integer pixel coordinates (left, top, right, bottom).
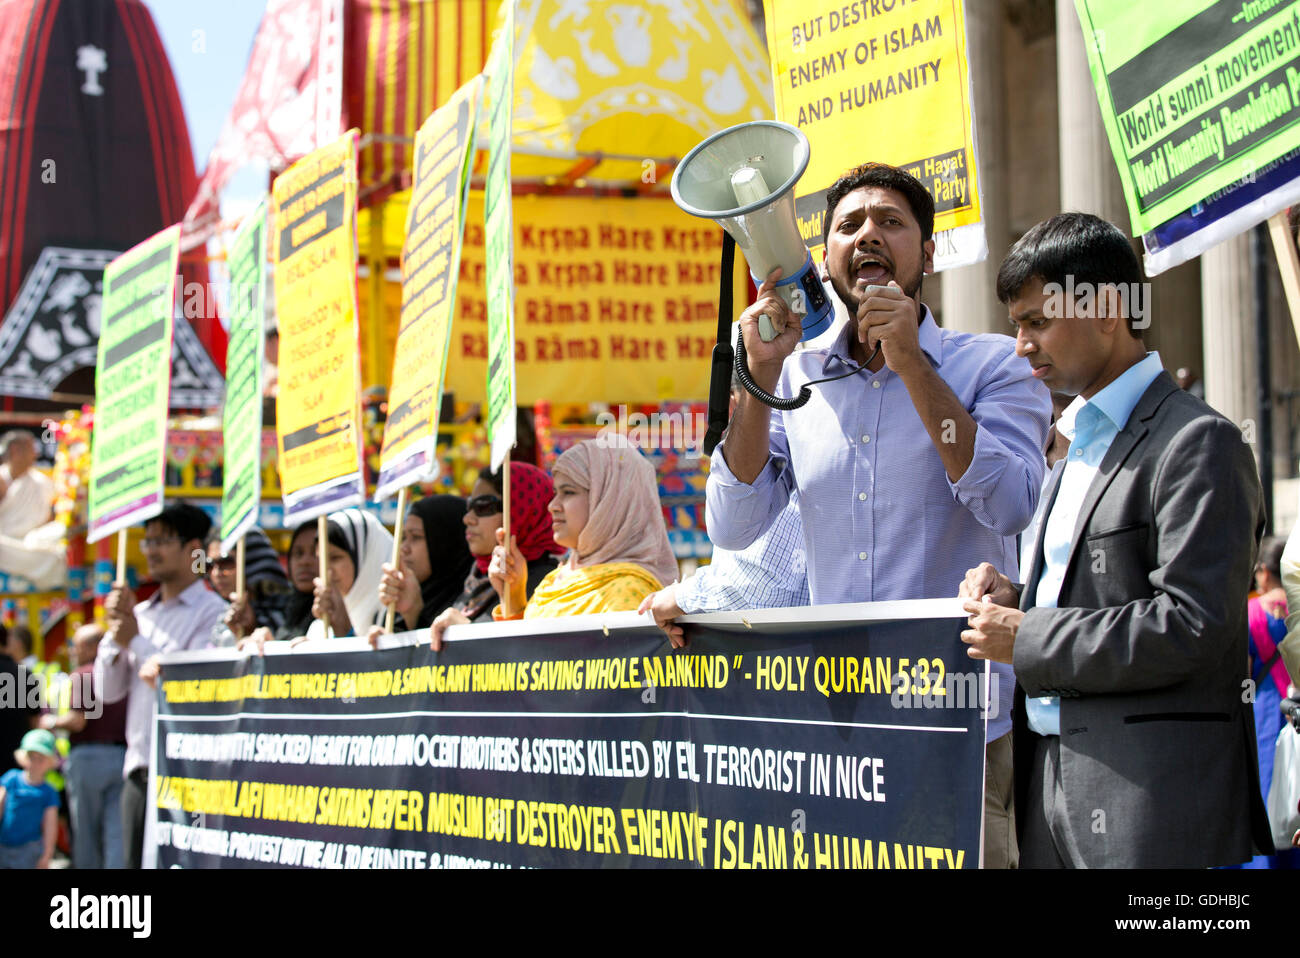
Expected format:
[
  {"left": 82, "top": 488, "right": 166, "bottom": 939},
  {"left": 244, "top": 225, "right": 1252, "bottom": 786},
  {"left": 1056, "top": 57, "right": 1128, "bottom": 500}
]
[
  {"left": 0, "top": 431, "right": 63, "bottom": 587},
  {"left": 0, "top": 432, "right": 53, "bottom": 540}
]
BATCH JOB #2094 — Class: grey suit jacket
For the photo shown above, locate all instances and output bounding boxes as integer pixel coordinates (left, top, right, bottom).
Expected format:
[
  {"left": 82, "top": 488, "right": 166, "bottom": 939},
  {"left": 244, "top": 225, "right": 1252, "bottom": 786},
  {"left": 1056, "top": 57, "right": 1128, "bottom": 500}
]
[{"left": 1012, "top": 371, "right": 1273, "bottom": 868}]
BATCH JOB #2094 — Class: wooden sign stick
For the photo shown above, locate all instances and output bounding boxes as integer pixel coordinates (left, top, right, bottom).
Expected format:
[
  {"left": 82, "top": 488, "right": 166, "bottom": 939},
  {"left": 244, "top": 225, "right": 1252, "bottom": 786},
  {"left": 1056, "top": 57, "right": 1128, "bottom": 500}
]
[
  {"left": 500, "top": 455, "right": 514, "bottom": 617},
  {"left": 233, "top": 536, "right": 246, "bottom": 640},
  {"left": 384, "top": 487, "right": 408, "bottom": 633},
  {"left": 318, "top": 514, "right": 331, "bottom": 639},
  {"left": 104, "top": 528, "right": 128, "bottom": 645},
  {"left": 1267, "top": 210, "right": 1300, "bottom": 351}
]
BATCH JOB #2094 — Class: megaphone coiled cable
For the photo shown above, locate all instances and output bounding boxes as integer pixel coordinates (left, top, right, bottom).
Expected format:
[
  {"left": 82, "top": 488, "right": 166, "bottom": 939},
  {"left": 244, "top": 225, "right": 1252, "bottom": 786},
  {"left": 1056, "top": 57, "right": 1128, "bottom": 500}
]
[{"left": 733, "top": 335, "right": 882, "bottom": 411}]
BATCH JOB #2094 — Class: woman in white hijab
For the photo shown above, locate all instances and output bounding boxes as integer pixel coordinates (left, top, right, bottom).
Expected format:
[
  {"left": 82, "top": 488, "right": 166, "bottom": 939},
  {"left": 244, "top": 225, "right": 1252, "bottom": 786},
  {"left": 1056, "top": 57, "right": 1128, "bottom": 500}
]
[{"left": 306, "top": 507, "right": 394, "bottom": 640}]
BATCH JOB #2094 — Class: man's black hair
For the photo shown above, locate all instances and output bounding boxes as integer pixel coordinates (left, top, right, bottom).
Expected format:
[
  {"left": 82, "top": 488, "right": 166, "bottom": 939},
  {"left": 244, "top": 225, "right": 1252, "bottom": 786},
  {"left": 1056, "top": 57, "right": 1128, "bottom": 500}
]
[
  {"left": 147, "top": 503, "right": 212, "bottom": 546},
  {"left": 996, "top": 212, "right": 1144, "bottom": 338},
  {"left": 822, "top": 162, "right": 935, "bottom": 245},
  {"left": 1258, "top": 535, "right": 1287, "bottom": 581}
]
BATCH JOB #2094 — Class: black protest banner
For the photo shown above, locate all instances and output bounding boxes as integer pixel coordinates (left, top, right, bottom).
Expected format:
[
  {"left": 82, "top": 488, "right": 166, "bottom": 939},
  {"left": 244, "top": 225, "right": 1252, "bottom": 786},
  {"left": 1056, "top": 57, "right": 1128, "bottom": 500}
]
[{"left": 151, "top": 609, "right": 985, "bottom": 869}]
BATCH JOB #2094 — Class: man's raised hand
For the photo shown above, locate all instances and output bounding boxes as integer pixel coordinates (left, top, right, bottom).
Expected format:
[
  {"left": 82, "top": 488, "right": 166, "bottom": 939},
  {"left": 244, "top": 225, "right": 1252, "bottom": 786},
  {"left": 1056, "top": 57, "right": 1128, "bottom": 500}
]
[
  {"left": 856, "top": 281, "right": 924, "bottom": 373},
  {"left": 738, "top": 268, "right": 802, "bottom": 392}
]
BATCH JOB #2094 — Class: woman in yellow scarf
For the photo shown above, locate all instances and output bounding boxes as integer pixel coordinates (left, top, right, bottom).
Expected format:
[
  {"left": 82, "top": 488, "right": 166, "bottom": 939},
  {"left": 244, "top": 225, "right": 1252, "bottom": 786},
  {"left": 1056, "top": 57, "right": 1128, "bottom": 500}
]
[{"left": 431, "top": 437, "right": 677, "bottom": 649}]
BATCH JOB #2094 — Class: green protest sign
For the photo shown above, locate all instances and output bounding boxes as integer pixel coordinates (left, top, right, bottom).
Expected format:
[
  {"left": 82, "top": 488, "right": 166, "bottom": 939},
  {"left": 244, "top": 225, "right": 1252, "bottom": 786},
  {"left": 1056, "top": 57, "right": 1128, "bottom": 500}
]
[
  {"left": 1077, "top": 0, "right": 1300, "bottom": 234},
  {"left": 87, "top": 225, "right": 180, "bottom": 543},
  {"left": 220, "top": 200, "right": 268, "bottom": 551},
  {"left": 484, "top": 0, "right": 516, "bottom": 471}
]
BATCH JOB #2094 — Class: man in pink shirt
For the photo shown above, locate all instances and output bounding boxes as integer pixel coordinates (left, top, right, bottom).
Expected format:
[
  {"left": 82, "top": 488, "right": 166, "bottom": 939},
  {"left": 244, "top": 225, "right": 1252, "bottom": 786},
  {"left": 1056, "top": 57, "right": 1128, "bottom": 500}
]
[{"left": 98, "top": 503, "right": 227, "bottom": 868}]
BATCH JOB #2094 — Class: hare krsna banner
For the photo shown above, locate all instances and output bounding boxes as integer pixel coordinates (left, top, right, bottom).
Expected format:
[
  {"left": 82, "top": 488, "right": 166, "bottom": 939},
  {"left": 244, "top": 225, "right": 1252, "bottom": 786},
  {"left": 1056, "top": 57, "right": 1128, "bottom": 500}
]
[
  {"left": 220, "top": 199, "right": 269, "bottom": 550},
  {"left": 485, "top": 0, "right": 517, "bottom": 472},
  {"left": 376, "top": 77, "right": 483, "bottom": 501},
  {"left": 273, "top": 131, "right": 366, "bottom": 526},
  {"left": 150, "top": 602, "right": 985, "bottom": 869},
  {"left": 87, "top": 225, "right": 181, "bottom": 543},
  {"left": 763, "top": 0, "right": 986, "bottom": 269},
  {"left": 1076, "top": 0, "right": 1300, "bottom": 235}
]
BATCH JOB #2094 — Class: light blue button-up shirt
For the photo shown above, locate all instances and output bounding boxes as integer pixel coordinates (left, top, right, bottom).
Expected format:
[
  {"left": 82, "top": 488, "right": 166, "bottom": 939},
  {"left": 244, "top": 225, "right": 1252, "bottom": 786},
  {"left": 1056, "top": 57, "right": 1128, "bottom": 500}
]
[
  {"left": 707, "top": 309, "right": 1052, "bottom": 742},
  {"left": 1026, "top": 351, "right": 1165, "bottom": 736},
  {"left": 678, "top": 496, "right": 809, "bottom": 613}
]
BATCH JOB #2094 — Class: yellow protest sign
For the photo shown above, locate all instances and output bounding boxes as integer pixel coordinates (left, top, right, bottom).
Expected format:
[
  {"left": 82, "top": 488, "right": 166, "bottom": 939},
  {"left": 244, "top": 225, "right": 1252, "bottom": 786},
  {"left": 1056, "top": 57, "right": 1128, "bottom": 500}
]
[
  {"left": 763, "top": 0, "right": 984, "bottom": 267},
  {"left": 376, "top": 78, "right": 482, "bottom": 500},
  {"left": 439, "top": 194, "right": 744, "bottom": 404},
  {"left": 272, "top": 131, "right": 366, "bottom": 525}
]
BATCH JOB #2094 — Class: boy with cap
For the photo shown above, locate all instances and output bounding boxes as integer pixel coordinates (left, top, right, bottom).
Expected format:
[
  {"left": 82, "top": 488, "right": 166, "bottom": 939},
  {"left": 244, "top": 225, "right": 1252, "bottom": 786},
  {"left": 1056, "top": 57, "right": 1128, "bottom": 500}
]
[{"left": 0, "top": 729, "right": 59, "bottom": 867}]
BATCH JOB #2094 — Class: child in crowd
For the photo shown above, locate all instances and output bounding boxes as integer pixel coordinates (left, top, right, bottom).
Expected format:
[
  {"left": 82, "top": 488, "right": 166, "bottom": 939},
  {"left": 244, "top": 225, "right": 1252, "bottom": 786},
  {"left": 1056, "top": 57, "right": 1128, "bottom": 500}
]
[{"left": 0, "top": 729, "right": 60, "bottom": 868}]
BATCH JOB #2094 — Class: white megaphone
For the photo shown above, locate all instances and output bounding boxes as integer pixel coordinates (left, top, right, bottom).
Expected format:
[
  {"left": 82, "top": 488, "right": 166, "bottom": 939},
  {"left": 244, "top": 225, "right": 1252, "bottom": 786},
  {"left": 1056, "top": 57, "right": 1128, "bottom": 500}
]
[{"left": 671, "top": 121, "right": 832, "bottom": 342}]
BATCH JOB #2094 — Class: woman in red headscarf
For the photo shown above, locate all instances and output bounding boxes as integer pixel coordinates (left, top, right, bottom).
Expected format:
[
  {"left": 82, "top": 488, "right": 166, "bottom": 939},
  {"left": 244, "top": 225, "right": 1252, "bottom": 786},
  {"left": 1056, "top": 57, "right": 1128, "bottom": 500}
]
[
  {"left": 430, "top": 438, "right": 677, "bottom": 649},
  {"left": 450, "top": 462, "right": 564, "bottom": 622}
]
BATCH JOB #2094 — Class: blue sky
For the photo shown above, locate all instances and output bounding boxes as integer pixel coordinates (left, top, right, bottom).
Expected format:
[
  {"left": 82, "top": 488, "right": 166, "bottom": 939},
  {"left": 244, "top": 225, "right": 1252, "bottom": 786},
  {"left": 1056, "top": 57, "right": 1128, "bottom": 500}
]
[{"left": 146, "top": 0, "right": 269, "bottom": 219}]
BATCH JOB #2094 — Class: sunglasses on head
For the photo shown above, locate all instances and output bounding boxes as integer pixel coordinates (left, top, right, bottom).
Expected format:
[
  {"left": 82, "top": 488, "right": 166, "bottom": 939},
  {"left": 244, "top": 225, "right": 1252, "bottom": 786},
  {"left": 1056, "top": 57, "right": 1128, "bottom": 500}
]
[{"left": 466, "top": 494, "right": 504, "bottom": 517}]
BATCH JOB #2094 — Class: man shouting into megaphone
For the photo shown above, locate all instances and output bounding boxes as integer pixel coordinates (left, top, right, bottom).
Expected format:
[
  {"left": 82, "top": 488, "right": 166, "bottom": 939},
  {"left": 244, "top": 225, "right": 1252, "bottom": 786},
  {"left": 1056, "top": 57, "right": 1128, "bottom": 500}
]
[{"left": 703, "top": 162, "right": 1052, "bottom": 868}]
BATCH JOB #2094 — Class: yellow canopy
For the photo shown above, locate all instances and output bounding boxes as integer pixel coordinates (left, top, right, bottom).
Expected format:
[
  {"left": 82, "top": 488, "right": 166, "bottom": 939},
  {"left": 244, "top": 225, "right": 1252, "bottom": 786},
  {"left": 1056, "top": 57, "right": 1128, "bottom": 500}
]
[{"left": 509, "top": 0, "right": 774, "bottom": 184}]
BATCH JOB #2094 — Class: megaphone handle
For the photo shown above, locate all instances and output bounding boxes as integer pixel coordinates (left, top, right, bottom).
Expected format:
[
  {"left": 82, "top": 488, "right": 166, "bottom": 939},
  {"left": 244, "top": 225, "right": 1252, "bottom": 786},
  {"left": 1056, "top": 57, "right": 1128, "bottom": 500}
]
[
  {"left": 702, "top": 231, "right": 740, "bottom": 457},
  {"left": 701, "top": 342, "right": 734, "bottom": 457}
]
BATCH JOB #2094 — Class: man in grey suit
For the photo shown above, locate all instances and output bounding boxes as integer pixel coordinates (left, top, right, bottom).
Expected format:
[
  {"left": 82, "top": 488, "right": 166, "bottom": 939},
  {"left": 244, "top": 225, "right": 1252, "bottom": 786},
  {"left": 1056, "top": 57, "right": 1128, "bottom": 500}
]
[{"left": 959, "top": 212, "right": 1273, "bottom": 868}]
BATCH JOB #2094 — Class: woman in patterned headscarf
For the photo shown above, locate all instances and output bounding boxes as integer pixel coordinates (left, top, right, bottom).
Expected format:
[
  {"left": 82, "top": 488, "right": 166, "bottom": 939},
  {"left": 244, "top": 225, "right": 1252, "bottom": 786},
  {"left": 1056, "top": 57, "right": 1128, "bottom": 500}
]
[
  {"left": 451, "top": 462, "right": 565, "bottom": 622},
  {"left": 431, "top": 438, "right": 676, "bottom": 648},
  {"left": 208, "top": 528, "right": 292, "bottom": 646}
]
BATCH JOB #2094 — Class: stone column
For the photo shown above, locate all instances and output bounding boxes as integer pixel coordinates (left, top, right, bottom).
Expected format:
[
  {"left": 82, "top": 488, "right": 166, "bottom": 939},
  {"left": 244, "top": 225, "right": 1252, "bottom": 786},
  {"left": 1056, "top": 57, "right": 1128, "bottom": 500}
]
[
  {"left": 1200, "top": 233, "right": 1259, "bottom": 446},
  {"left": 1147, "top": 261, "right": 1204, "bottom": 383},
  {"left": 940, "top": 0, "right": 1007, "bottom": 335},
  {"left": 1055, "top": 0, "right": 1203, "bottom": 385},
  {"left": 1055, "top": 0, "right": 1125, "bottom": 223}
]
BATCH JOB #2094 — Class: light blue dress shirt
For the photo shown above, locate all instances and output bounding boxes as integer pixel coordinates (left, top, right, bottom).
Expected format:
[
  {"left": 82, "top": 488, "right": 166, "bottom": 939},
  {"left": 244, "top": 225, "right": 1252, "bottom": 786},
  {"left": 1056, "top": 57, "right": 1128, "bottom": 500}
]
[
  {"left": 1026, "top": 351, "right": 1165, "bottom": 736},
  {"left": 708, "top": 309, "right": 1052, "bottom": 742},
  {"left": 678, "top": 496, "right": 809, "bottom": 613}
]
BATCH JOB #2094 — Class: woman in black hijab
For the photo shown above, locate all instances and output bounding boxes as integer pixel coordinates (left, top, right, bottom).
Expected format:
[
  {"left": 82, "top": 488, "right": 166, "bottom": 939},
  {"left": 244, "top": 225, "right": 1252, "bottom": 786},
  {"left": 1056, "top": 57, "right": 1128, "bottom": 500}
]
[{"left": 377, "top": 494, "right": 474, "bottom": 631}]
